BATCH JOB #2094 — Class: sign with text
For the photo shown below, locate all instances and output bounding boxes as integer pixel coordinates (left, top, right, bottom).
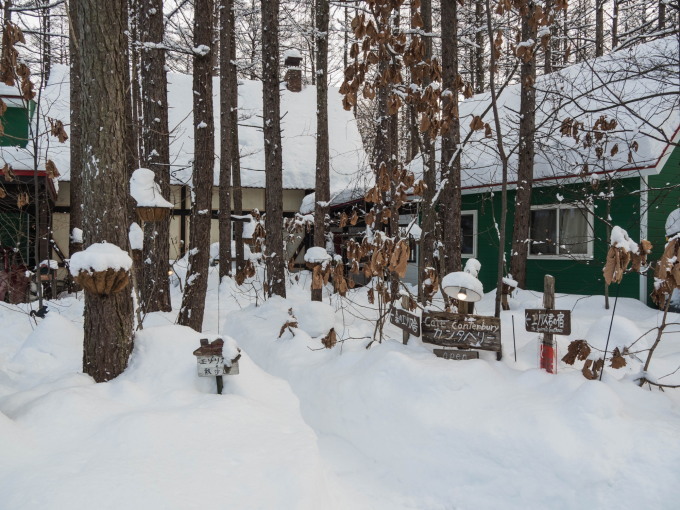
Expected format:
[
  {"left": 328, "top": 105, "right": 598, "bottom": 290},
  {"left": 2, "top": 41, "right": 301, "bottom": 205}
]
[
  {"left": 196, "top": 355, "right": 225, "bottom": 377},
  {"left": 389, "top": 306, "right": 421, "bottom": 337},
  {"left": 525, "top": 309, "right": 571, "bottom": 335},
  {"left": 422, "top": 312, "right": 501, "bottom": 352},
  {"left": 433, "top": 349, "right": 480, "bottom": 361}
]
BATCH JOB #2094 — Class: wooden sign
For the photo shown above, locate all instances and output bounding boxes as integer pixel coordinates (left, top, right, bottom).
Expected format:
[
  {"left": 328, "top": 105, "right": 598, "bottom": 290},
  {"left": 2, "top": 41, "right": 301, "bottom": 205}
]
[
  {"left": 525, "top": 309, "right": 571, "bottom": 335},
  {"left": 422, "top": 312, "right": 501, "bottom": 352},
  {"left": 433, "top": 349, "right": 479, "bottom": 361},
  {"left": 196, "top": 355, "right": 225, "bottom": 377},
  {"left": 389, "top": 306, "right": 421, "bottom": 337}
]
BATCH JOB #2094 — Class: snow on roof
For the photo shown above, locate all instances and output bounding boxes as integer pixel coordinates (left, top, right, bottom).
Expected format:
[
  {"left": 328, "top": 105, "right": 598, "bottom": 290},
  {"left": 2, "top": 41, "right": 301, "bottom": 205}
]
[
  {"left": 408, "top": 36, "right": 679, "bottom": 190},
  {"left": 39, "top": 65, "right": 368, "bottom": 191}
]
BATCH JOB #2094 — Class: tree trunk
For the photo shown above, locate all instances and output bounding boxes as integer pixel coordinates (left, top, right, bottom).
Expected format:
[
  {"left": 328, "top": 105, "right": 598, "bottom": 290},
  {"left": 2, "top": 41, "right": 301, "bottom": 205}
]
[
  {"left": 177, "top": 0, "right": 215, "bottom": 330},
  {"left": 612, "top": 0, "right": 618, "bottom": 49},
  {"left": 219, "top": 0, "right": 233, "bottom": 280},
  {"left": 41, "top": 0, "right": 51, "bottom": 83},
  {"left": 509, "top": 6, "right": 537, "bottom": 289},
  {"left": 139, "top": 0, "right": 172, "bottom": 312},
  {"left": 474, "top": 0, "right": 484, "bottom": 93},
  {"left": 440, "top": 0, "right": 462, "bottom": 274},
  {"left": 77, "top": 0, "right": 134, "bottom": 382},
  {"left": 595, "top": 0, "right": 604, "bottom": 57},
  {"left": 312, "top": 0, "right": 330, "bottom": 302},
  {"left": 68, "top": 0, "right": 82, "bottom": 259},
  {"left": 231, "top": 18, "right": 244, "bottom": 276},
  {"left": 262, "top": 0, "right": 286, "bottom": 298}
]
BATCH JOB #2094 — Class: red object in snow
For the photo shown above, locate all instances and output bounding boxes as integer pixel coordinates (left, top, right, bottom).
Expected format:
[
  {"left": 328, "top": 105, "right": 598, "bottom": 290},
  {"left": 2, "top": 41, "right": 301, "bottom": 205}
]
[{"left": 540, "top": 343, "right": 557, "bottom": 374}]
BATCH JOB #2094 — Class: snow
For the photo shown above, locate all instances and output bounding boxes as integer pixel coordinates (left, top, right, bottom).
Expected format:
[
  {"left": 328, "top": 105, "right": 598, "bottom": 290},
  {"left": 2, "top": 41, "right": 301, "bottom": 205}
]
[
  {"left": 39, "top": 259, "right": 58, "bottom": 270},
  {"left": 130, "top": 168, "right": 174, "bottom": 208},
  {"left": 610, "top": 225, "right": 639, "bottom": 253},
  {"left": 406, "top": 37, "right": 679, "bottom": 193},
  {"left": 283, "top": 49, "right": 303, "bottom": 60},
  {"left": 68, "top": 242, "right": 133, "bottom": 276},
  {"left": 1, "top": 267, "right": 680, "bottom": 509},
  {"left": 70, "top": 227, "right": 83, "bottom": 244},
  {"left": 39, "top": 65, "right": 368, "bottom": 192},
  {"left": 441, "top": 271, "right": 484, "bottom": 299},
  {"left": 666, "top": 208, "right": 680, "bottom": 237},
  {"left": 129, "top": 222, "right": 144, "bottom": 251},
  {"left": 293, "top": 301, "right": 336, "bottom": 338},
  {"left": 464, "top": 257, "right": 481, "bottom": 277},
  {"left": 304, "top": 246, "right": 331, "bottom": 264}
]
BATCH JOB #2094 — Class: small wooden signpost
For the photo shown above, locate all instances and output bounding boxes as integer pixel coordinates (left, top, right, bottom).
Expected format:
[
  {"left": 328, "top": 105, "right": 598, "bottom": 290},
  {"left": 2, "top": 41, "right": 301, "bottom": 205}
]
[
  {"left": 422, "top": 311, "right": 502, "bottom": 360},
  {"left": 193, "top": 338, "right": 241, "bottom": 394},
  {"left": 390, "top": 299, "right": 421, "bottom": 345},
  {"left": 528, "top": 275, "right": 572, "bottom": 374},
  {"left": 525, "top": 309, "right": 571, "bottom": 335}
]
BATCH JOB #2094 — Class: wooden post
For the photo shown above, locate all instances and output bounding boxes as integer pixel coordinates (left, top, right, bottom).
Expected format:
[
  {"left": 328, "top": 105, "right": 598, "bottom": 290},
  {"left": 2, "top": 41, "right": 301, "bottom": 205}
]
[
  {"left": 540, "top": 274, "right": 556, "bottom": 373},
  {"left": 401, "top": 294, "right": 410, "bottom": 345}
]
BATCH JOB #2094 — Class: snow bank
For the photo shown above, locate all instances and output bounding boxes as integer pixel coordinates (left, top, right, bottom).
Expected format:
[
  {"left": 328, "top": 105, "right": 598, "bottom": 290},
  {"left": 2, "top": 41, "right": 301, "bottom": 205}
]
[
  {"left": 69, "top": 242, "right": 132, "bottom": 276},
  {"left": 294, "top": 301, "right": 336, "bottom": 338},
  {"left": 304, "top": 246, "right": 331, "bottom": 264},
  {"left": 130, "top": 168, "right": 173, "bottom": 208}
]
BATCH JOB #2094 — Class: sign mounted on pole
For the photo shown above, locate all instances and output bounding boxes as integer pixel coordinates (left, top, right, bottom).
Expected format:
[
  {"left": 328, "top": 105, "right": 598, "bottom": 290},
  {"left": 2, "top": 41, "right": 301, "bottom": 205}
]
[
  {"left": 525, "top": 309, "right": 571, "bottom": 335},
  {"left": 389, "top": 306, "right": 421, "bottom": 337},
  {"left": 422, "top": 311, "right": 501, "bottom": 352}
]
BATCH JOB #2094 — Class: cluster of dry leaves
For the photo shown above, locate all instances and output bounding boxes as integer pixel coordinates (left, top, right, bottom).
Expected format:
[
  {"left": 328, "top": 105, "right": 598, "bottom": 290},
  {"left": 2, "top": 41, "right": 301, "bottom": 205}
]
[
  {"left": 603, "top": 239, "right": 652, "bottom": 286},
  {"left": 0, "top": 21, "right": 34, "bottom": 102},
  {"left": 562, "top": 339, "right": 628, "bottom": 380},
  {"left": 652, "top": 236, "right": 680, "bottom": 308}
]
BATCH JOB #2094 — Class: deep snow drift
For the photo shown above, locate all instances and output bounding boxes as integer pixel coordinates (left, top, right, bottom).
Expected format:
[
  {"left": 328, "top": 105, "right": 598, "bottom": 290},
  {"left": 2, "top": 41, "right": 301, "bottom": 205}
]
[{"left": 1, "top": 267, "right": 679, "bottom": 510}]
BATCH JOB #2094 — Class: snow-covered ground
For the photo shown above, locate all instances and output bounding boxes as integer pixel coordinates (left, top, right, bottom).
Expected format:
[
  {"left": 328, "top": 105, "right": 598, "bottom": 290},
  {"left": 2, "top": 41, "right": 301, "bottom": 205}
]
[{"left": 1, "top": 266, "right": 679, "bottom": 509}]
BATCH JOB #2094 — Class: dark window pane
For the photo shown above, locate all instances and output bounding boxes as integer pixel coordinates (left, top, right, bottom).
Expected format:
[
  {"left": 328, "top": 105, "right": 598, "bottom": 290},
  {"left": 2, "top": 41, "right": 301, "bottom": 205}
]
[
  {"left": 530, "top": 209, "right": 557, "bottom": 255},
  {"left": 461, "top": 214, "right": 474, "bottom": 255}
]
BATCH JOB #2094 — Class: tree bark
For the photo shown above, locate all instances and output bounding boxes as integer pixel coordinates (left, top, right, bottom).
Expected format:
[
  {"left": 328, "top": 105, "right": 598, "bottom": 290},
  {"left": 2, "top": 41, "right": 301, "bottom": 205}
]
[
  {"left": 68, "top": 0, "right": 82, "bottom": 259},
  {"left": 139, "top": 0, "right": 172, "bottom": 312},
  {"left": 474, "top": 0, "right": 484, "bottom": 93},
  {"left": 177, "top": 0, "right": 215, "bottom": 330},
  {"left": 419, "top": 0, "right": 437, "bottom": 303},
  {"left": 312, "top": 0, "right": 330, "bottom": 302},
  {"left": 77, "top": 0, "right": 134, "bottom": 382},
  {"left": 509, "top": 5, "right": 537, "bottom": 289},
  {"left": 262, "top": 0, "right": 286, "bottom": 298},
  {"left": 219, "top": 0, "right": 233, "bottom": 280},
  {"left": 440, "top": 0, "right": 462, "bottom": 274},
  {"left": 595, "top": 0, "right": 604, "bottom": 57}
]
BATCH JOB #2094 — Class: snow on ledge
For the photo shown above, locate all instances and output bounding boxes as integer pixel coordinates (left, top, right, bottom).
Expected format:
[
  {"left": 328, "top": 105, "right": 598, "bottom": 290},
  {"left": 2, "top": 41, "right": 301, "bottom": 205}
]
[
  {"left": 130, "top": 168, "right": 173, "bottom": 208},
  {"left": 69, "top": 242, "right": 132, "bottom": 276},
  {"left": 304, "top": 247, "right": 331, "bottom": 264}
]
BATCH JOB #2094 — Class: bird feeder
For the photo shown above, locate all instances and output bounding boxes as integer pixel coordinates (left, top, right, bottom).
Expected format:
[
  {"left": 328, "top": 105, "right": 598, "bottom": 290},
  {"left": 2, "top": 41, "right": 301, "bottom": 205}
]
[
  {"left": 130, "top": 168, "right": 173, "bottom": 223},
  {"left": 69, "top": 242, "right": 133, "bottom": 297}
]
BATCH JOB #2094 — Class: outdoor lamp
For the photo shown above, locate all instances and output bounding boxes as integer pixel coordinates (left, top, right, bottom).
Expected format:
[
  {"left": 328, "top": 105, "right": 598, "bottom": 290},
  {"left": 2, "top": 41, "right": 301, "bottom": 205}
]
[{"left": 442, "top": 271, "right": 484, "bottom": 302}]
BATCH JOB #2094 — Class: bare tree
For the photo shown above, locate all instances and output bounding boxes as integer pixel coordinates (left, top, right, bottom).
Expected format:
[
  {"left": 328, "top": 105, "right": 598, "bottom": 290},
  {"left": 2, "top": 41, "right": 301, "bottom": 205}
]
[
  {"left": 139, "top": 0, "right": 172, "bottom": 312},
  {"left": 219, "top": 0, "right": 234, "bottom": 280},
  {"left": 262, "top": 0, "right": 286, "bottom": 298},
  {"left": 76, "top": 0, "right": 134, "bottom": 382},
  {"left": 177, "top": 0, "right": 215, "bottom": 329},
  {"left": 312, "top": 0, "right": 330, "bottom": 301}
]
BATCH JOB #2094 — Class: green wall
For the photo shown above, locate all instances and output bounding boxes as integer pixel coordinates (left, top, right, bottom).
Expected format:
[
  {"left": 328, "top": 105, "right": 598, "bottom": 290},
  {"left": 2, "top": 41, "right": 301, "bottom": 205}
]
[
  {"left": 645, "top": 143, "right": 680, "bottom": 301},
  {"left": 461, "top": 176, "right": 642, "bottom": 300},
  {"left": 0, "top": 106, "right": 30, "bottom": 148}
]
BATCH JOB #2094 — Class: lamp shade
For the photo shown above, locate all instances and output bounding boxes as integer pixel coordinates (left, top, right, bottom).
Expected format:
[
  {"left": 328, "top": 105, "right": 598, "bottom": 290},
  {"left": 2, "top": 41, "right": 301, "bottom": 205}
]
[{"left": 441, "top": 271, "right": 484, "bottom": 302}]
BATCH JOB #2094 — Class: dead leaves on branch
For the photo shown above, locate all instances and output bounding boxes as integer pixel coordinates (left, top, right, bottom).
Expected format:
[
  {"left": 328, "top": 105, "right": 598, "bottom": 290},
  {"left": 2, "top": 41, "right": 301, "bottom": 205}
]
[
  {"left": 652, "top": 237, "right": 680, "bottom": 308},
  {"left": 563, "top": 340, "right": 627, "bottom": 380}
]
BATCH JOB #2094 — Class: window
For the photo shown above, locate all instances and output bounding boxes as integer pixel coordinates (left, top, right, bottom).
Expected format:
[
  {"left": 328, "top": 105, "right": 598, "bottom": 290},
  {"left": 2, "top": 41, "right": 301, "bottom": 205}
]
[
  {"left": 461, "top": 212, "right": 476, "bottom": 258},
  {"left": 529, "top": 204, "right": 593, "bottom": 258}
]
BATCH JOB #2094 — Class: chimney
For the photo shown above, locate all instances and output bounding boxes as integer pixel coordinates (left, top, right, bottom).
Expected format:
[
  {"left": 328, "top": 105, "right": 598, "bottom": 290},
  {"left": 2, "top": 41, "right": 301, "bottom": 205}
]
[{"left": 283, "top": 49, "right": 303, "bottom": 93}]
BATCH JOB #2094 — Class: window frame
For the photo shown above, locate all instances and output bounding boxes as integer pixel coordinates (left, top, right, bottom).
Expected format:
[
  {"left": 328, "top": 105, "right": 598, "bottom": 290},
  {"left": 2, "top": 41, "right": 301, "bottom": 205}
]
[
  {"left": 461, "top": 210, "right": 478, "bottom": 259},
  {"left": 527, "top": 203, "right": 594, "bottom": 260}
]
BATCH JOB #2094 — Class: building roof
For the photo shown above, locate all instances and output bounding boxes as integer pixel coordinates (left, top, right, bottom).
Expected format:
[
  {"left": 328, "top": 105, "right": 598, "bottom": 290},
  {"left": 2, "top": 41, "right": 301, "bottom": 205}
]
[
  {"left": 24, "top": 64, "right": 368, "bottom": 191},
  {"left": 407, "top": 36, "right": 679, "bottom": 191}
]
